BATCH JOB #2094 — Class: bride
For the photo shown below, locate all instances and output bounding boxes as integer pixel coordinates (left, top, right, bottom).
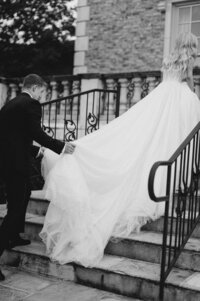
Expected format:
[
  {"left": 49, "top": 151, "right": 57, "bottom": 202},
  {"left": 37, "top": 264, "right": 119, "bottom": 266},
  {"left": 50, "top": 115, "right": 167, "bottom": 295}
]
[{"left": 40, "top": 32, "right": 200, "bottom": 267}]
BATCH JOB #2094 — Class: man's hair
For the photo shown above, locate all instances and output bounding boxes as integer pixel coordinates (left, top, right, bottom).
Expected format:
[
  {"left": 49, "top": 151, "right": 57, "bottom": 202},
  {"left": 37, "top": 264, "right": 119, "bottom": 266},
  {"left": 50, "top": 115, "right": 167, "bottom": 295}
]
[{"left": 22, "top": 74, "right": 46, "bottom": 89}]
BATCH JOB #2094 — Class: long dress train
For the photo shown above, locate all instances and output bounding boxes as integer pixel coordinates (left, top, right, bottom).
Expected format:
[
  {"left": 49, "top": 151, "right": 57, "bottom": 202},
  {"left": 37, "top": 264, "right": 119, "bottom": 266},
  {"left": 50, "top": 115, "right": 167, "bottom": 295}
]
[{"left": 40, "top": 77, "right": 200, "bottom": 267}]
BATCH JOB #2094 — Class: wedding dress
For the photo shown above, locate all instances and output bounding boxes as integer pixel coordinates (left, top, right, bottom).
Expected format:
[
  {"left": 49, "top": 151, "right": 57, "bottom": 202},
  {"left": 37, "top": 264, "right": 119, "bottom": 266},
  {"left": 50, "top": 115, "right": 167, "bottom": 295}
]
[{"left": 40, "top": 68, "right": 200, "bottom": 267}]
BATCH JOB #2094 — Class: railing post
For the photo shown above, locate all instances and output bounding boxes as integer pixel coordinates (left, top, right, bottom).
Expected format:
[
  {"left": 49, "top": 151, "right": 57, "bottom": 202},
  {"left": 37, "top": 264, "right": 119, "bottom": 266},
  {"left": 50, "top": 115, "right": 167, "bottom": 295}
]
[
  {"left": 132, "top": 77, "right": 142, "bottom": 104},
  {"left": 62, "top": 80, "right": 71, "bottom": 97},
  {"left": 105, "top": 78, "right": 115, "bottom": 116},
  {"left": 115, "top": 85, "right": 120, "bottom": 118},
  {"left": 50, "top": 81, "right": 58, "bottom": 100},
  {"left": 118, "top": 78, "right": 128, "bottom": 115},
  {"left": 147, "top": 76, "right": 156, "bottom": 93},
  {"left": 61, "top": 80, "right": 71, "bottom": 115},
  {"left": 159, "top": 165, "right": 171, "bottom": 301},
  {"left": 72, "top": 80, "right": 81, "bottom": 113}
]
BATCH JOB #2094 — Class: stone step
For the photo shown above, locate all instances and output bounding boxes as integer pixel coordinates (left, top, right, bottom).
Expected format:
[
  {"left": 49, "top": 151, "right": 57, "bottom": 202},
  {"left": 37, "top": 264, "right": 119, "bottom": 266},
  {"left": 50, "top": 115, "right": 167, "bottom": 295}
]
[
  {"left": 143, "top": 215, "right": 200, "bottom": 238},
  {"left": 24, "top": 207, "right": 200, "bottom": 241},
  {"left": 1, "top": 207, "right": 200, "bottom": 273},
  {"left": 1, "top": 266, "right": 137, "bottom": 301},
  {"left": 106, "top": 231, "right": 200, "bottom": 272},
  {"left": 29, "top": 190, "right": 49, "bottom": 216},
  {"left": 29, "top": 191, "right": 200, "bottom": 237},
  {"left": 2, "top": 205, "right": 200, "bottom": 243},
  {"left": 29, "top": 190, "right": 200, "bottom": 215},
  {"left": 2, "top": 241, "right": 200, "bottom": 301}
]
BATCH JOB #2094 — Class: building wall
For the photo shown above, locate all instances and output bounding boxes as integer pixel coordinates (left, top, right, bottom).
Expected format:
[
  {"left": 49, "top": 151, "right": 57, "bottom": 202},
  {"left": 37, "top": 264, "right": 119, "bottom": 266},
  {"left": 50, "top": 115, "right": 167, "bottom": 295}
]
[{"left": 74, "top": 0, "right": 166, "bottom": 74}]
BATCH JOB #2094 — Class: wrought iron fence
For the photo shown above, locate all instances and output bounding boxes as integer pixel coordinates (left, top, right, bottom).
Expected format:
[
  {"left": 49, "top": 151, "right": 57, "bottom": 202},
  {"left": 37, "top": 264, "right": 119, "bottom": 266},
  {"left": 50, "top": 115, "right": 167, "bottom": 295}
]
[
  {"left": 41, "top": 88, "right": 120, "bottom": 141},
  {"left": 148, "top": 122, "right": 200, "bottom": 301}
]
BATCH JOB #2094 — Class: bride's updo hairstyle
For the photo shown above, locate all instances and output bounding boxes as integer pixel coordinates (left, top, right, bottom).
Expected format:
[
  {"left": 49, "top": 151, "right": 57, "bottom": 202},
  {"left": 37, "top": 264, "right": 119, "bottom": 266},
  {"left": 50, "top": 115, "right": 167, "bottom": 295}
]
[{"left": 162, "top": 32, "right": 198, "bottom": 81}]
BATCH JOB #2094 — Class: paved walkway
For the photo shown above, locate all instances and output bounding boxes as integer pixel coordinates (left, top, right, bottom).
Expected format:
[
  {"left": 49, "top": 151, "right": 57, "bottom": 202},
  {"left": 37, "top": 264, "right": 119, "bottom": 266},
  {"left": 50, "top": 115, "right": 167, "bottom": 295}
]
[{"left": 0, "top": 266, "right": 135, "bottom": 301}]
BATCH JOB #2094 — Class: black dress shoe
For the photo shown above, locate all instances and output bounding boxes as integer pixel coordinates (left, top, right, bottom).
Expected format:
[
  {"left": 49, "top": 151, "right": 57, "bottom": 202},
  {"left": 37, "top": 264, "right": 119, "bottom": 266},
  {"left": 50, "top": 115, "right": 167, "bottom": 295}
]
[
  {"left": 8, "top": 237, "right": 31, "bottom": 249},
  {"left": 0, "top": 269, "right": 5, "bottom": 281}
]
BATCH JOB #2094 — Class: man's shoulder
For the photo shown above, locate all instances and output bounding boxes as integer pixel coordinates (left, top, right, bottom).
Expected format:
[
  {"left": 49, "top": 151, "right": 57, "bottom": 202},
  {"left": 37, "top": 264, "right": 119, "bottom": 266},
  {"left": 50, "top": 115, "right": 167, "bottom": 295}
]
[
  {"left": 18, "top": 93, "right": 41, "bottom": 108},
  {"left": 4, "top": 93, "right": 31, "bottom": 107},
  {"left": 0, "top": 94, "right": 40, "bottom": 115},
  {"left": 17, "top": 93, "right": 36, "bottom": 103},
  {"left": 13, "top": 93, "right": 38, "bottom": 102}
]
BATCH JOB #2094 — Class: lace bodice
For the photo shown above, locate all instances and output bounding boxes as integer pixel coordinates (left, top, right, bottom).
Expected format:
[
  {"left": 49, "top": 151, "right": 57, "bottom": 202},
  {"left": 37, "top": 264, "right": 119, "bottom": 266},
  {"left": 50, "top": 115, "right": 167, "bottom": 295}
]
[{"left": 162, "top": 68, "right": 183, "bottom": 82}]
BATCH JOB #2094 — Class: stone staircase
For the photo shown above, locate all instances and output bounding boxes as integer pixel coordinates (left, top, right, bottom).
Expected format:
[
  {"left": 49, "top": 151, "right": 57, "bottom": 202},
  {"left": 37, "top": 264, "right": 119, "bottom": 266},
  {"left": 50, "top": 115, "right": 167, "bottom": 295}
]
[{"left": 1, "top": 191, "right": 200, "bottom": 300}]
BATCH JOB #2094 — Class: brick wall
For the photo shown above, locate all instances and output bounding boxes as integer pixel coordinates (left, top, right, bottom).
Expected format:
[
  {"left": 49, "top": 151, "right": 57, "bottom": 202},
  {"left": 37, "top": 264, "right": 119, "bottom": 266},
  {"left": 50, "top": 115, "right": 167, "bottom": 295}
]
[{"left": 85, "top": 0, "right": 165, "bottom": 73}]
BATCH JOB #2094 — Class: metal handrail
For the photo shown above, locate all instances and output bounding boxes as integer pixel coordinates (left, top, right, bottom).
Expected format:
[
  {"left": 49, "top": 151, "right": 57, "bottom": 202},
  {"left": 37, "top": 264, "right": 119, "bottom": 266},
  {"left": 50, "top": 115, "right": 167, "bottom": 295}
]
[
  {"left": 40, "top": 88, "right": 120, "bottom": 142},
  {"left": 148, "top": 121, "right": 200, "bottom": 300},
  {"left": 149, "top": 122, "right": 200, "bottom": 202},
  {"left": 42, "top": 88, "right": 118, "bottom": 106}
]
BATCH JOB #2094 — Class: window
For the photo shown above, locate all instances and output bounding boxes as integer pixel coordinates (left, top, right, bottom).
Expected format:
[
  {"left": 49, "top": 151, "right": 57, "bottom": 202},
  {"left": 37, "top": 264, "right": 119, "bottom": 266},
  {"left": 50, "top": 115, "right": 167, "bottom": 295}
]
[
  {"left": 178, "top": 4, "right": 200, "bottom": 53},
  {"left": 171, "top": 2, "right": 200, "bottom": 61}
]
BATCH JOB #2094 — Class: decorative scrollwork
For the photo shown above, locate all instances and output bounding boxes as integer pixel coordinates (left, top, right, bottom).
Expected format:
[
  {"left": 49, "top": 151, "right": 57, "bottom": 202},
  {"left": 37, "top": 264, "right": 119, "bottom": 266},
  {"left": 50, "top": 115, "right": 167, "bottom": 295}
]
[
  {"left": 42, "top": 125, "right": 55, "bottom": 138},
  {"left": 87, "top": 112, "right": 98, "bottom": 134},
  {"left": 141, "top": 78, "right": 149, "bottom": 98},
  {"left": 64, "top": 119, "right": 76, "bottom": 141},
  {"left": 175, "top": 168, "right": 200, "bottom": 217},
  {"left": 127, "top": 78, "right": 135, "bottom": 107}
]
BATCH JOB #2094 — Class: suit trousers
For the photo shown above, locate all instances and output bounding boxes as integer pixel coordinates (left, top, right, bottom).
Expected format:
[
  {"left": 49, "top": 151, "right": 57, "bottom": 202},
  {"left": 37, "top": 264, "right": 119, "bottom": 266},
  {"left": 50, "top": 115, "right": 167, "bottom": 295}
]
[{"left": 0, "top": 172, "right": 30, "bottom": 257}]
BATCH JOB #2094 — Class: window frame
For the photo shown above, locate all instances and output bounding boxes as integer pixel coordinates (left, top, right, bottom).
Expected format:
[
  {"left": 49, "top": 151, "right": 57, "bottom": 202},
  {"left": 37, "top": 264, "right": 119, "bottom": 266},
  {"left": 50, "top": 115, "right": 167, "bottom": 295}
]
[
  {"left": 171, "top": 2, "right": 200, "bottom": 52},
  {"left": 164, "top": 0, "right": 200, "bottom": 58}
]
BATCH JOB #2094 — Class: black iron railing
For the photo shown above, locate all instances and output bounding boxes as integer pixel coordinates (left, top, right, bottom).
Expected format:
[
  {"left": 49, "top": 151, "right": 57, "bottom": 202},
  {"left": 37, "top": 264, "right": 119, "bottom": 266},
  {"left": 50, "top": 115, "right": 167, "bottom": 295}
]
[
  {"left": 148, "top": 122, "right": 200, "bottom": 300},
  {"left": 41, "top": 88, "right": 120, "bottom": 142}
]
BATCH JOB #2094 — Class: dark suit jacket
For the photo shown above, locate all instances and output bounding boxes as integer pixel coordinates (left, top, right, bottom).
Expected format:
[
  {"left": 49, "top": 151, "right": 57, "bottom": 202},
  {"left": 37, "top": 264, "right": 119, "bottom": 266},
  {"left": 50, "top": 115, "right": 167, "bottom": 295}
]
[{"left": 0, "top": 92, "right": 64, "bottom": 176}]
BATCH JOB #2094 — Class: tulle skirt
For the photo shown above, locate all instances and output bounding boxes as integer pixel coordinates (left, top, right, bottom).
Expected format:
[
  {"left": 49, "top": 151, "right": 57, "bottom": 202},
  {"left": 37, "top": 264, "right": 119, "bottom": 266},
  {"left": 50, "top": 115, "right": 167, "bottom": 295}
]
[{"left": 40, "top": 80, "right": 200, "bottom": 266}]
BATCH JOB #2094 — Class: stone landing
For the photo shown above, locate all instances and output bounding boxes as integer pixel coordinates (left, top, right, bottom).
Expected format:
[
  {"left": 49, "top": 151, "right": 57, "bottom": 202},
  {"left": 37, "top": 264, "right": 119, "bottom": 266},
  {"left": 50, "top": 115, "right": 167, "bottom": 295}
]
[{"left": 0, "top": 266, "right": 138, "bottom": 301}]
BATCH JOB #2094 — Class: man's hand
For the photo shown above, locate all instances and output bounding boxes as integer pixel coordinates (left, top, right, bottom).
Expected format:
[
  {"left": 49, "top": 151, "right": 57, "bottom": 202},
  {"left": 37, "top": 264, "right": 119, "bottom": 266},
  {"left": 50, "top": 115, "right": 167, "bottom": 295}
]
[{"left": 63, "top": 142, "right": 76, "bottom": 154}]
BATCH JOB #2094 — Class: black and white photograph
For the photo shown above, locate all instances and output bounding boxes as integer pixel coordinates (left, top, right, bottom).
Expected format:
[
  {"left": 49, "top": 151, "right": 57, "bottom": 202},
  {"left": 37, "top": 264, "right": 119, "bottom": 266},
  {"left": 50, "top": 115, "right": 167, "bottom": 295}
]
[{"left": 0, "top": 1, "right": 200, "bottom": 300}]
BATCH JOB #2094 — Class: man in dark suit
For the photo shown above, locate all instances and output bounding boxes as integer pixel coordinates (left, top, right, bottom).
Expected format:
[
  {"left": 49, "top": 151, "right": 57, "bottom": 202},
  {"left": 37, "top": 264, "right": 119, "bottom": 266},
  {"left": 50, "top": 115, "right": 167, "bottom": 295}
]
[{"left": 0, "top": 74, "right": 75, "bottom": 280}]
